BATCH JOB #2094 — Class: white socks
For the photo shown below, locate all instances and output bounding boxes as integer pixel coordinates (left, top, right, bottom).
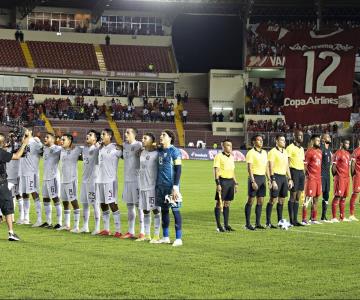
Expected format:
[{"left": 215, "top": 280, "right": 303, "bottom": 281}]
[
  {"left": 144, "top": 213, "right": 151, "bottom": 236},
  {"left": 34, "top": 198, "right": 42, "bottom": 223},
  {"left": 64, "top": 209, "right": 71, "bottom": 227},
  {"left": 102, "top": 210, "right": 110, "bottom": 231},
  {"left": 113, "top": 210, "right": 121, "bottom": 233},
  {"left": 93, "top": 203, "right": 100, "bottom": 232},
  {"left": 74, "top": 209, "right": 80, "bottom": 230},
  {"left": 137, "top": 205, "right": 145, "bottom": 235},
  {"left": 127, "top": 204, "right": 136, "bottom": 235},
  {"left": 17, "top": 198, "right": 24, "bottom": 221},
  {"left": 82, "top": 203, "right": 90, "bottom": 229},
  {"left": 55, "top": 202, "right": 62, "bottom": 226},
  {"left": 23, "top": 198, "right": 30, "bottom": 221},
  {"left": 44, "top": 201, "right": 52, "bottom": 224}
]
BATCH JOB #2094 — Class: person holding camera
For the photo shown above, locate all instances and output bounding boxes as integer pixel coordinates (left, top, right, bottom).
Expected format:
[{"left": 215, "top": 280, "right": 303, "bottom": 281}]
[{"left": 0, "top": 132, "right": 30, "bottom": 241}]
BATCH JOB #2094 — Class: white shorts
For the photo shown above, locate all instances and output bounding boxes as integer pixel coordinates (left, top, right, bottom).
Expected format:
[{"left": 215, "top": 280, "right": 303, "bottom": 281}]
[
  {"left": 80, "top": 182, "right": 97, "bottom": 204},
  {"left": 8, "top": 177, "right": 20, "bottom": 197},
  {"left": 20, "top": 174, "right": 39, "bottom": 194},
  {"left": 42, "top": 178, "right": 60, "bottom": 199},
  {"left": 96, "top": 181, "right": 118, "bottom": 204},
  {"left": 139, "top": 189, "right": 159, "bottom": 211},
  {"left": 122, "top": 181, "right": 139, "bottom": 204},
  {"left": 60, "top": 180, "right": 78, "bottom": 202}
]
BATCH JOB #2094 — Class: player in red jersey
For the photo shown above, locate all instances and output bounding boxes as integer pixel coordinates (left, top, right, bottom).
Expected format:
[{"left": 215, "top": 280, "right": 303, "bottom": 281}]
[
  {"left": 331, "top": 138, "right": 351, "bottom": 222},
  {"left": 303, "top": 135, "right": 323, "bottom": 224},
  {"left": 349, "top": 139, "right": 360, "bottom": 221}
]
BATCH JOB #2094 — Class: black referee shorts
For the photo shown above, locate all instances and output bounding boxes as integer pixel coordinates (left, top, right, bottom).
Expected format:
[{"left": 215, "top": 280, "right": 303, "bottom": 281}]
[
  {"left": 248, "top": 175, "right": 266, "bottom": 198},
  {"left": 0, "top": 182, "right": 14, "bottom": 216},
  {"left": 215, "top": 178, "right": 235, "bottom": 201},
  {"left": 290, "top": 168, "right": 305, "bottom": 192},
  {"left": 270, "top": 174, "right": 288, "bottom": 198}
]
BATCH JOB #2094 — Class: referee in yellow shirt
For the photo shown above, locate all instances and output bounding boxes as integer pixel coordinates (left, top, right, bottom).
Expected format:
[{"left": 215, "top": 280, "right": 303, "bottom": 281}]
[
  {"left": 266, "top": 134, "right": 293, "bottom": 228},
  {"left": 286, "top": 130, "right": 305, "bottom": 226},
  {"left": 213, "top": 139, "right": 238, "bottom": 232},
  {"left": 245, "top": 134, "right": 268, "bottom": 230}
]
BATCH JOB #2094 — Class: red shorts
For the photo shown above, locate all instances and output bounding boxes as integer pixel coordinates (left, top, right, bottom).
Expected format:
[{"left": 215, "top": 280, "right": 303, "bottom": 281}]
[
  {"left": 305, "top": 178, "right": 322, "bottom": 197},
  {"left": 353, "top": 175, "right": 360, "bottom": 193},
  {"left": 334, "top": 176, "right": 350, "bottom": 198}
]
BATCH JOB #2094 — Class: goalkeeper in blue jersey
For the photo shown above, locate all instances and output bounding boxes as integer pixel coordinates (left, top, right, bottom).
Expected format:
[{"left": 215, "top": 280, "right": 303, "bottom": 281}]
[{"left": 154, "top": 130, "right": 183, "bottom": 247}]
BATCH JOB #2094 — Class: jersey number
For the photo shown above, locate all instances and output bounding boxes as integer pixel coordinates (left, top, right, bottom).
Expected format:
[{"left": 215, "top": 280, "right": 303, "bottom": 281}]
[{"left": 303, "top": 51, "right": 340, "bottom": 94}]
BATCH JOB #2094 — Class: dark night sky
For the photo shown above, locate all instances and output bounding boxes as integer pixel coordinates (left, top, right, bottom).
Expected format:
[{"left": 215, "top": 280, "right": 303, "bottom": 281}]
[{"left": 172, "top": 14, "right": 243, "bottom": 73}]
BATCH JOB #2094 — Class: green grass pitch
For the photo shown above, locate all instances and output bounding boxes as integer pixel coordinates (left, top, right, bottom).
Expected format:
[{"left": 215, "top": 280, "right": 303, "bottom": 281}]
[{"left": 1, "top": 160, "right": 360, "bottom": 299}]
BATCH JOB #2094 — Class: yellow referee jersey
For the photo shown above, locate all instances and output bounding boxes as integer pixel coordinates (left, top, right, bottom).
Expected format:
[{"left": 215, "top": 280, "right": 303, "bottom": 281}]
[
  {"left": 213, "top": 152, "right": 235, "bottom": 179},
  {"left": 268, "top": 147, "right": 288, "bottom": 175},
  {"left": 246, "top": 148, "right": 267, "bottom": 175},
  {"left": 286, "top": 143, "right": 305, "bottom": 170}
]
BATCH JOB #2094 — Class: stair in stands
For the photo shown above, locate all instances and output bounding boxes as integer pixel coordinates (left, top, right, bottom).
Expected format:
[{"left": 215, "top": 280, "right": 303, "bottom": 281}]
[
  {"left": 20, "top": 42, "right": 34, "bottom": 68},
  {"left": 94, "top": 44, "right": 107, "bottom": 72},
  {"left": 175, "top": 103, "right": 185, "bottom": 147},
  {"left": 183, "top": 98, "right": 210, "bottom": 123}
]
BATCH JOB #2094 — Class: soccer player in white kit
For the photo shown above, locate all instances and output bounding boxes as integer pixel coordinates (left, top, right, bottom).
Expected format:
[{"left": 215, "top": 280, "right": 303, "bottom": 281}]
[
  {"left": 121, "top": 128, "right": 145, "bottom": 239},
  {"left": 58, "top": 133, "right": 82, "bottom": 232},
  {"left": 96, "top": 129, "right": 122, "bottom": 237},
  {"left": 136, "top": 132, "right": 161, "bottom": 242},
  {"left": 80, "top": 130, "right": 101, "bottom": 235},
  {"left": 19, "top": 128, "right": 43, "bottom": 226},
  {"left": 41, "top": 132, "right": 62, "bottom": 229},
  {"left": 6, "top": 132, "right": 22, "bottom": 223}
]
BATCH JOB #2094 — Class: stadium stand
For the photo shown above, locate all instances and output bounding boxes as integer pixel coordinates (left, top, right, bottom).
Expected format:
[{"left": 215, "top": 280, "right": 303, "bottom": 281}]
[
  {"left": 27, "top": 41, "right": 99, "bottom": 70},
  {"left": 0, "top": 40, "right": 27, "bottom": 67},
  {"left": 101, "top": 45, "right": 174, "bottom": 73}
]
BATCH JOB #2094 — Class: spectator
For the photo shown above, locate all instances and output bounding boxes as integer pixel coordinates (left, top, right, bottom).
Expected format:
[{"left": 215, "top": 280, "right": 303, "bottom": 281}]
[
  {"left": 183, "top": 91, "right": 189, "bottom": 102},
  {"left": 170, "top": 108, "right": 175, "bottom": 123},
  {"left": 105, "top": 35, "right": 110, "bottom": 46},
  {"left": 15, "top": 30, "right": 20, "bottom": 41},
  {"left": 182, "top": 109, "right": 188, "bottom": 123},
  {"left": 148, "top": 63, "right": 154, "bottom": 72},
  {"left": 19, "top": 31, "right": 24, "bottom": 42},
  {"left": 212, "top": 112, "right": 218, "bottom": 122},
  {"left": 229, "top": 110, "right": 234, "bottom": 122},
  {"left": 218, "top": 112, "right": 224, "bottom": 122}
]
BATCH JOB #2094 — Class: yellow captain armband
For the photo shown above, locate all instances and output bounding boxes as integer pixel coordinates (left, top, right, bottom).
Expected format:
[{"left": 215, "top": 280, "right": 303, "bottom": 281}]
[{"left": 174, "top": 159, "right": 182, "bottom": 165}]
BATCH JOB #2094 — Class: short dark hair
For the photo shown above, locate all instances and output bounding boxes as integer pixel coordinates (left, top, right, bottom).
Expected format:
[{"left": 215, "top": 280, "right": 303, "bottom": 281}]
[
  {"left": 144, "top": 132, "right": 155, "bottom": 142},
  {"left": 342, "top": 137, "right": 350, "bottom": 143},
  {"left": 222, "top": 138, "right": 232, "bottom": 144},
  {"left": 102, "top": 128, "right": 114, "bottom": 139},
  {"left": 275, "top": 134, "right": 285, "bottom": 141},
  {"left": 46, "top": 132, "right": 55, "bottom": 138},
  {"left": 251, "top": 134, "right": 262, "bottom": 143},
  {"left": 127, "top": 128, "right": 138, "bottom": 136},
  {"left": 87, "top": 130, "right": 100, "bottom": 142},
  {"left": 163, "top": 130, "right": 176, "bottom": 145},
  {"left": 62, "top": 133, "right": 73, "bottom": 145}
]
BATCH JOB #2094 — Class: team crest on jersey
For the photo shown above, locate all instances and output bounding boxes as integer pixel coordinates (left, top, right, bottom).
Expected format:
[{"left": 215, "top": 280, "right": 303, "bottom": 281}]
[
  {"left": 131, "top": 147, "right": 134, "bottom": 151},
  {"left": 146, "top": 155, "right": 150, "bottom": 160}
]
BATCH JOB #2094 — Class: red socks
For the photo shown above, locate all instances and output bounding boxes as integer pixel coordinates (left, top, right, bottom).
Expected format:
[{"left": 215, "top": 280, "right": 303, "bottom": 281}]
[
  {"left": 350, "top": 193, "right": 358, "bottom": 216},
  {"left": 340, "top": 199, "right": 346, "bottom": 220},
  {"left": 332, "top": 198, "right": 339, "bottom": 219},
  {"left": 311, "top": 207, "right": 317, "bottom": 221},
  {"left": 302, "top": 206, "right": 307, "bottom": 222}
]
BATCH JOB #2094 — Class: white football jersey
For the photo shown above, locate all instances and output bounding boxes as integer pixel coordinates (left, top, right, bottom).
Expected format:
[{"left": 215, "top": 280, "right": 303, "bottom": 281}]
[
  {"left": 43, "top": 145, "right": 62, "bottom": 180},
  {"left": 82, "top": 145, "right": 99, "bottom": 183},
  {"left": 6, "top": 145, "right": 20, "bottom": 180},
  {"left": 96, "top": 143, "right": 122, "bottom": 184},
  {"left": 139, "top": 150, "right": 158, "bottom": 191},
  {"left": 20, "top": 138, "right": 42, "bottom": 176},
  {"left": 60, "top": 146, "right": 82, "bottom": 184},
  {"left": 123, "top": 141, "right": 142, "bottom": 183}
]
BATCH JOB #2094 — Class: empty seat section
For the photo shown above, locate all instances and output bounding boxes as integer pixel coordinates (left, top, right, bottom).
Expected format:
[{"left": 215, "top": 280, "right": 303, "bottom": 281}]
[{"left": 0, "top": 39, "right": 27, "bottom": 67}]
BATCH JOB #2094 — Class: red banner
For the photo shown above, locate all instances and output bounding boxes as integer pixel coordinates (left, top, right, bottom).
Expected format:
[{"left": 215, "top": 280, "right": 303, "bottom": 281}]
[
  {"left": 255, "top": 23, "right": 359, "bottom": 125},
  {"left": 246, "top": 55, "right": 285, "bottom": 68}
]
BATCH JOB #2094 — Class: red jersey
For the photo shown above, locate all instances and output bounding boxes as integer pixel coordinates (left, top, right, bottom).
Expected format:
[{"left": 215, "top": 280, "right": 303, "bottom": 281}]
[
  {"left": 304, "top": 148, "right": 322, "bottom": 179},
  {"left": 351, "top": 147, "right": 360, "bottom": 175},
  {"left": 256, "top": 24, "right": 360, "bottom": 124},
  {"left": 333, "top": 149, "right": 350, "bottom": 178}
]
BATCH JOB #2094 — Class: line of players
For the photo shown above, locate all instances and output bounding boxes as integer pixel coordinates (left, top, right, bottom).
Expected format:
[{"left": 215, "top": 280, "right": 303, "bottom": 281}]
[
  {"left": 2, "top": 127, "right": 183, "bottom": 246},
  {"left": 240, "top": 131, "right": 360, "bottom": 231}
]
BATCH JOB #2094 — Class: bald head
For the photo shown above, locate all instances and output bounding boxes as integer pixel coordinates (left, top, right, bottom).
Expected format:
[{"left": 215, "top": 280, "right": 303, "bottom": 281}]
[{"left": 294, "top": 130, "right": 303, "bottom": 144}]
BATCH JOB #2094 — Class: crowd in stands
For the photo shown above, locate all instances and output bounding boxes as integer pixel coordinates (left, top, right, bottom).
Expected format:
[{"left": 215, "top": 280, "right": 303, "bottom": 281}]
[
  {"left": 245, "top": 83, "right": 283, "bottom": 115},
  {"left": 247, "top": 118, "right": 339, "bottom": 136},
  {"left": 0, "top": 93, "right": 42, "bottom": 126},
  {"left": 33, "top": 85, "right": 103, "bottom": 97},
  {"left": 247, "top": 20, "right": 360, "bottom": 57}
]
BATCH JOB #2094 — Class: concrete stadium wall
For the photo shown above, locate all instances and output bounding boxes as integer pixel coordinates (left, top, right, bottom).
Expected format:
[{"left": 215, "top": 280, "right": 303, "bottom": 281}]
[{"left": 176, "top": 73, "right": 209, "bottom": 99}]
